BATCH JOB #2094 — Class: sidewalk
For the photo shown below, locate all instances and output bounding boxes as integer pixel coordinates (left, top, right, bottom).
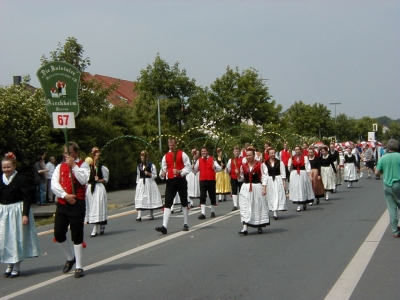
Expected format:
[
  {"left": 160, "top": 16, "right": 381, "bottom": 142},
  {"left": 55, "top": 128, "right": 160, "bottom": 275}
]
[{"left": 31, "top": 183, "right": 167, "bottom": 218}]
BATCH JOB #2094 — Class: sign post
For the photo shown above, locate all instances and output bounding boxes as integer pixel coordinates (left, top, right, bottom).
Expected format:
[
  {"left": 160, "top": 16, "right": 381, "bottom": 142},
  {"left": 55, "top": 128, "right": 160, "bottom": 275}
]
[{"left": 37, "top": 61, "right": 81, "bottom": 193}]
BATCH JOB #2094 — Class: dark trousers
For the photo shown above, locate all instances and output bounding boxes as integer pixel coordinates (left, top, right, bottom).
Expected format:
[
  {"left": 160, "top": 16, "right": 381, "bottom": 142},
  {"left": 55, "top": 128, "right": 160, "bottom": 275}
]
[
  {"left": 164, "top": 177, "right": 188, "bottom": 208},
  {"left": 230, "top": 178, "right": 243, "bottom": 195},
  {"left": 200, "top": 180, "right": 216, "bottom": 205},
  {"left": 285, "top": 166, "right": 290, "bottom": 182},
  {"left": 54, "top": 200, "right": 86, "bottom": 244}
]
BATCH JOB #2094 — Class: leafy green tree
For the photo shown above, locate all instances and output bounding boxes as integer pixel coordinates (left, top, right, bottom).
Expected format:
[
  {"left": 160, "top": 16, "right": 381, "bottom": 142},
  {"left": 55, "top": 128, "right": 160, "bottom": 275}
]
[
  {"left": 282, "top": 101, "right": 333, "bottom": 139},
  {"left": 355, "top": 116, "right": 379, "bottom": 141},
  {"left": 188, "top": 66, "right": 281, "bottom": 134},
  {"left": 133, "top": 54, "right": 197, "bottom": 139},
  {"left": 0, "top": 77, "right": 53, "bottom": 174},
  {"left": 382, "top": 121, "right": 400, "bottom": 141},
  {"left": 334, "top": 113, "right": 358, "bottom": 142}
]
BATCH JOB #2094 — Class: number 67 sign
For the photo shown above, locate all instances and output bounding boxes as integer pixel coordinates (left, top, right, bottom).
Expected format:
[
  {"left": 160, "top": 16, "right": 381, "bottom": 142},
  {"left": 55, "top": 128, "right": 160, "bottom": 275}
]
[{"left": 52, "top": 112, "right": 76, "bottom": 129}]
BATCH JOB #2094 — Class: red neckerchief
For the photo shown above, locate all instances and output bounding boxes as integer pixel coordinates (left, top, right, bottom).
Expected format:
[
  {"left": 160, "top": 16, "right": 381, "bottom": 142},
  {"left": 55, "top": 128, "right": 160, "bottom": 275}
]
[
  {"left": 292, "top": 155, "right": 305, "bottom": 174},
  {"left": 242, "top": 161, "right": 261, "bottom": 192}
]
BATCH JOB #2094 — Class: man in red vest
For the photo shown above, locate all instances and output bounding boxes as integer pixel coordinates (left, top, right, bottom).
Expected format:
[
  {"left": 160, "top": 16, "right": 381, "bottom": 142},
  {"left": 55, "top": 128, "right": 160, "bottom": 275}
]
[
  {"left": 194, "top": 146, "right": 222, "bottom": 219},
  {"left": 263, "top": 142, "right": 271, "bottom": 162},
  {"left": 156, "top": 137, "right": 192, "bottom": 234},
  {"left": 51, "top": 142, "right": 90, "bottom": 278},
  {"left": 279, "top": 142, "right": 291, "bottom": 194},
  {"left": 225, "top": 146, "right": 243, "bottom": 211}
]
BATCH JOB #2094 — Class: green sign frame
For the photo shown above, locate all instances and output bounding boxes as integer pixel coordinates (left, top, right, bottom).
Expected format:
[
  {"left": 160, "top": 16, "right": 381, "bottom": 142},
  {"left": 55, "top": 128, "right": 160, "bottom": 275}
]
[{"left": 36, "top": 61, "right": 81, "bottom": 116}]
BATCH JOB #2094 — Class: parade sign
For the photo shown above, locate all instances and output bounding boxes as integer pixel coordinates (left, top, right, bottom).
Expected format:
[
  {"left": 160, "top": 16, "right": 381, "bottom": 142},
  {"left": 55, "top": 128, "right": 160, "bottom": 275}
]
[{"left": 36, "top": 61, "right": 81, "bottom": 117}]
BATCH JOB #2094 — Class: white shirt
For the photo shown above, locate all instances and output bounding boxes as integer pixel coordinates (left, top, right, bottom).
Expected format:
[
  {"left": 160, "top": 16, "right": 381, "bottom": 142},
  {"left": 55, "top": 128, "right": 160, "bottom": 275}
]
[
  {"left": 193, "top": 156, "right": 222, "bottom": 174},
  {"left": 45, "top": 162, "right": 55, "bottom": 179},
  {"left": 51, "top": 158, "right": 90, "bottom": 199},
  {"left": 159, "top": 150, "right": 192, "bottom": 179}
]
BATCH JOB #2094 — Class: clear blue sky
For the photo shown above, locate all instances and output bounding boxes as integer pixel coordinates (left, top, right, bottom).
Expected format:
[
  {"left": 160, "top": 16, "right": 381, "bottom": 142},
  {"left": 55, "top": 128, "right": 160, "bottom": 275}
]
[{"left": 1, "top": 0, "right": 399, "bottom": 119}]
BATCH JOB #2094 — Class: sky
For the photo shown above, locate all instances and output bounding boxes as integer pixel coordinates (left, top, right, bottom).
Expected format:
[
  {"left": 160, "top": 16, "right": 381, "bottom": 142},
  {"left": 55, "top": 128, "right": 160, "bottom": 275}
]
[{"left": 1, "top": 0, "right": 399, "bottom": 120}]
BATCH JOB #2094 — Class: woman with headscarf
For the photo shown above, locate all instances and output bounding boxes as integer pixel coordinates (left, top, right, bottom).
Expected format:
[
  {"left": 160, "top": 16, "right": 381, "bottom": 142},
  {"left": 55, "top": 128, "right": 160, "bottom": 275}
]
[
  {"left": 134, "top": 150, "right": 163, "bottom": 221},
  {"left": 85, "top": 147, "right": 109, "bottom": 237}
]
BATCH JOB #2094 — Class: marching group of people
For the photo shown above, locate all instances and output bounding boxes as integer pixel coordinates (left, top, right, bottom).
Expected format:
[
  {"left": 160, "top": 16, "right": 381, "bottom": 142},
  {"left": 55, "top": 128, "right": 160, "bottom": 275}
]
[{"left": 1, "top": 137, "right": 399, "bottom": 280}]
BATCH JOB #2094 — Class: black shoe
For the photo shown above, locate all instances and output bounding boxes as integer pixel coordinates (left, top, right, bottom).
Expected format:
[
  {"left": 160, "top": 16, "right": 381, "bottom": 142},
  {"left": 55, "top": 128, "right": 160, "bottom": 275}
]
[
  {"left": 90, "top": 233, "right": 97, "bottom": 238},
  {"left": 4, "top": 265, "right": 13, "bottom": 277},
  {"left": 155, "top": 226, "right": 167, "bottom": 234},
  {"left": 238, "top": 230, "right": 248, "bottom": 236},
  {"left": 211, "top": 212, "right": 216, "bottom": 218},
  {"left": 74, "top": 268, "right": 85, "bottom": 278},
  {"left": 218, "top": 200, "right": 222, "bottom": 202},
  {"left": 223, "top": 197, "right": 227, "bottom": 202},
  {"left": 190, "top": 204, "right": 194, "bottom": 208},
  {"left": 258, "top": 228, "right": 263, "bottom": 234},
  {"left": 63, "top": 257, "right": 76, "bottom": 273},
  {"left": 232, "top": 206, "right": 238, "bottom": 211},
  {"left": 100, "top": 226, "right": 105, "bottom": 235},
  {"left": 136, "top": 217, "right": 141, "bottom": 222},
  {"left": 10, "top": 270, "right": 20, "bottom": 278},
  {"left": 183, "top": 224, "right": 189, "bottom": 231},
  {"left": 303, "top": 205, "right": 307, "bottom": 211},
  {"left": 317, "top": 198, "right": 320, "bottom": 205},
  {"left": 198, "top": 214, "right": 206, "bottom": 220},
  {"left": 171, "top": 211, "right": 174, "bottom": 214},
  {"left": 274, "top": 216, "right": 278, "bottom": 220}
]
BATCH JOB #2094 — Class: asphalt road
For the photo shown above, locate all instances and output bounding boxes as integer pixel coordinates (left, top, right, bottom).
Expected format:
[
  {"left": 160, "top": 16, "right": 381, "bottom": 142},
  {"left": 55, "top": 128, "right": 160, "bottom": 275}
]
[{"left": 0, "top": 178, "right": 397, "bottom": 300}]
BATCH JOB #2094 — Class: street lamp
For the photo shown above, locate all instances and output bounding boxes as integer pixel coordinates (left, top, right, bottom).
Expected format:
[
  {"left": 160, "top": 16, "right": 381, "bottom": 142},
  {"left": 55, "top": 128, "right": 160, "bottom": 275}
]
[
  {"left": 329, "top": 102, "right": 341, "bottom": 124},
  {"left": 157, "top": 96, "right": 168, "bottom": 153},
  {"left": 329, "top": 102, "right": 341, "bottom": 142}
]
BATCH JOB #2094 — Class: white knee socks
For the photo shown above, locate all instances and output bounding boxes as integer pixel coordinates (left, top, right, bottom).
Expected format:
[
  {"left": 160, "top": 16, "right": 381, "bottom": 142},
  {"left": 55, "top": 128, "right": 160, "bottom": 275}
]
[
  {"left": 163, "top": 208, "right": 171, "bottom": 228},
  {"left": 201, "top": 204, "right": 206, "bottom": 215},
  {"left": 232, "top": 195, "right": 238, "bottom": 207},
  {"left": 58, "top": 238, "right": 74, "bottom": 261},
  {"left": 74, "top": 244, "right": 84, "bottom": 269},
  {"left": 183, "top": 206, "right": 189, "bottom": 225}
]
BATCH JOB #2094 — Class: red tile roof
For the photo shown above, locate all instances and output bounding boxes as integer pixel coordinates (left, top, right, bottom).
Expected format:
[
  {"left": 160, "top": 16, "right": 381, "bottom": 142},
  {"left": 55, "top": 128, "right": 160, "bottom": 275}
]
[{"left": 83, "top": 73, "right": 137, "bottom": 106}]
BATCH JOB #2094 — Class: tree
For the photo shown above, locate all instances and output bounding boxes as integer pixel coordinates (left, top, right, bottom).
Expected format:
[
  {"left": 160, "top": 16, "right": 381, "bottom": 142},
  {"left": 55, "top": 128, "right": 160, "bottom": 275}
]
[
  {"left": 355, "top": 116, "right": 379, "bottom": 141},
  {"left": 282, "top": 101, "right": 333, "bottom": 139},
  {"left": 334, "top": 113, "right": 358, "bottom": 141},
  {"left": 188, "top": 66, "right": 281, "bottom": 133},
  {"left": 133, "top": 54, "right": 197, "bottom": 139},
  {"left": 382, "top": 121, "right": 400, "bottom": 141},
  {"left": 0, "top": 77, "right": 53, "bottom": 174}
]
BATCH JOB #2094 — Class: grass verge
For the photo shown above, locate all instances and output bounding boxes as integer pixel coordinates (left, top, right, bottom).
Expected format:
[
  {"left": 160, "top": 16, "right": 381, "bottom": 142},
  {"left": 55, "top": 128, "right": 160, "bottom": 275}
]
[{"left": 34, "top": 204, "right": 125, "bottom": 227}]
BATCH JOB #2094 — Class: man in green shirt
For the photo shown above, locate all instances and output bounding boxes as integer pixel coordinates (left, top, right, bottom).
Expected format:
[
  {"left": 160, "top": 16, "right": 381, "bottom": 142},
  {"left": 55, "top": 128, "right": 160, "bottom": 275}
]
[{"left": 375, "top": 139, "right": 400, "bottom": 238}]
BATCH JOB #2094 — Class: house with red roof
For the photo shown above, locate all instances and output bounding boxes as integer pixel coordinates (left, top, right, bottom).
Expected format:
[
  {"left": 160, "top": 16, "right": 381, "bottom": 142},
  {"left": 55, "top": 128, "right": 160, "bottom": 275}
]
[{"left": 83, "top": 73, "right": 138, "bottom": 107}]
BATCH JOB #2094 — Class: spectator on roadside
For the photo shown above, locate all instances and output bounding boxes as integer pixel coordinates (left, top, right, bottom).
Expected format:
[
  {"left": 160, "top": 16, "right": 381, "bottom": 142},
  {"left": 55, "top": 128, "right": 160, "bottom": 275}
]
[
  {"left": 34, "top": 154, "right": 48, "bottom": 206},
  {"left": 45, "top": 156, "right": 56, "bottom": 203},
  {"left": 363, "top": 145, "right": 374, "bottom": 178},
  {"left": 374, "top": 139, "right": 400, "bottom": 238}
]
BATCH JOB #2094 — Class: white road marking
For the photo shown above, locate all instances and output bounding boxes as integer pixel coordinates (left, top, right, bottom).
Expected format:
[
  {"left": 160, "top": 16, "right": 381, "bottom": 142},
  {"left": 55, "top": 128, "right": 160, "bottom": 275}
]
[
  {"left": 324, "top": 209, "right": 389, "bottom": 300},
  {"left": 0, "top": 211, "right": 239, "bottom": 300}
]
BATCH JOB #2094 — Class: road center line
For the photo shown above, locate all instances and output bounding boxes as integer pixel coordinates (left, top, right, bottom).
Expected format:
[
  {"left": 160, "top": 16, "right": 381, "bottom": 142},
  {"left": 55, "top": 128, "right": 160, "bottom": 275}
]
[
  {"left": 1, "top": 210, "right": 239, "bottom": 300},
  {"left": 324, "top": 209, "right": 389, "bottom": 300}
]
